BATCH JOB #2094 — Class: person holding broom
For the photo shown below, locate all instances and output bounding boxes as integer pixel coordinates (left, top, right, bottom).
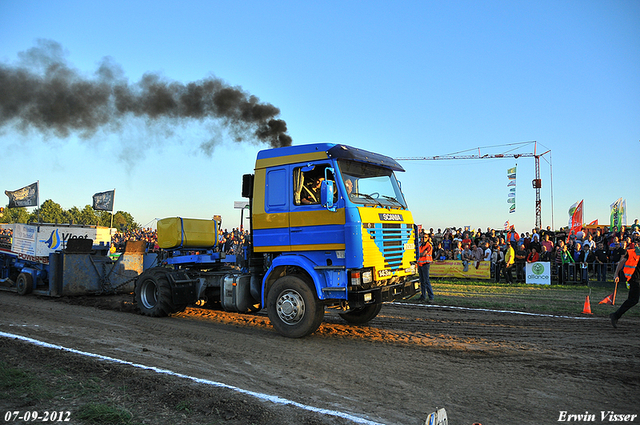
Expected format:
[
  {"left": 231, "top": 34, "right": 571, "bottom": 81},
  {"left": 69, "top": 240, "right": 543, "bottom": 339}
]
[
  {"left": 417, "top": 233, "right": 434, "bottom": 303},
  {"left": 610, "top": 242, "right": 640, "bottom": 328}
]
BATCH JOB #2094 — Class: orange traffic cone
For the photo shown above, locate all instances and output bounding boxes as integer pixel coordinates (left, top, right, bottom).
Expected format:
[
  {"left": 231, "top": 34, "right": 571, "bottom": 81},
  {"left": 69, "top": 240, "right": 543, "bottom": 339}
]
[
  {"left": 582, "top": 295, "right": 593, "bottom": 315},
  {"left": 599, "top": 294, "right": 614, "bottom": 305}
]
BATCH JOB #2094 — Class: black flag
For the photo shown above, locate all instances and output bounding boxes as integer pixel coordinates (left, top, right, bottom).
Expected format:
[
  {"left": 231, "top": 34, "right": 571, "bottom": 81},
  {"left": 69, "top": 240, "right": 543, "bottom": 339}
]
[
  {"left": 5, "top": 182, "right": 39, "bottom": 208},
  {"left": 93, "top": 190, "right": 115, "bottom": 211}
]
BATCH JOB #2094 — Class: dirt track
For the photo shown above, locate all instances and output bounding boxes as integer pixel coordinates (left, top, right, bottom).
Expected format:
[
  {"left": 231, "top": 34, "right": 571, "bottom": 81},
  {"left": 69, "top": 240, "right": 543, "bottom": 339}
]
[{"left": 1, "top": 292, "right": 639, "bottom": 425}]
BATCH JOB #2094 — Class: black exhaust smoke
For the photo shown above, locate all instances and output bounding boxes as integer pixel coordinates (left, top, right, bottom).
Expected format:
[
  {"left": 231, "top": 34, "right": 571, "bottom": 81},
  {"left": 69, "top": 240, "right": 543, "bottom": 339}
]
[{"left": 0, "top": 39, "right": 292, "bottom": 151}]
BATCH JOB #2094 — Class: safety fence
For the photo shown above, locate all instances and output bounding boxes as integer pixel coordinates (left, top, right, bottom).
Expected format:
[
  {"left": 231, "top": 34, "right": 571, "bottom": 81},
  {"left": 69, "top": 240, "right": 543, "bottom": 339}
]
[
  {"left": 430, "top": 260, "right": 620, "bottom": 284},
  {"left": 547, "top": 262, "right": 620, "bottom": 284}
]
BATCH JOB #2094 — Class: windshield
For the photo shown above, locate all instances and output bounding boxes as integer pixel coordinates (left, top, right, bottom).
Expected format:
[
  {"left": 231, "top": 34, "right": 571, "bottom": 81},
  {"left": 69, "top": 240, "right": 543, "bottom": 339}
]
[{"left": 338, "top": 159, "right": 407, "bottom": 209}]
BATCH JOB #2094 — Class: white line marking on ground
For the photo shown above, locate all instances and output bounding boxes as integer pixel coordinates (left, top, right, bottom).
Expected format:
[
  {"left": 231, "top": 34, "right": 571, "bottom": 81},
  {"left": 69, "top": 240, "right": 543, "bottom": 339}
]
[
  {"left": 393, "top": 302, "right": 597, "bottom": 320},
  {"left": 0, "top": 331, "right": 385, "bottom": 425}
]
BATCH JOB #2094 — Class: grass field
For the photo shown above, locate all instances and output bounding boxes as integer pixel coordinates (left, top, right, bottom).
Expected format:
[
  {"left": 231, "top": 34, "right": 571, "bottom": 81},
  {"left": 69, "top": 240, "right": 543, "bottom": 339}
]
[{"left": 410, "top": 278, "right": 639, "bottom": 317}]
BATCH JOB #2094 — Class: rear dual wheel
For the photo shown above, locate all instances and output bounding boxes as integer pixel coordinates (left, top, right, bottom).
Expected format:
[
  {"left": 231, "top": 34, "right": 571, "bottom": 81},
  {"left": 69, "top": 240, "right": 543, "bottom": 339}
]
[{"left": 135, "top": 267, "right": 186, "bottom": 317}]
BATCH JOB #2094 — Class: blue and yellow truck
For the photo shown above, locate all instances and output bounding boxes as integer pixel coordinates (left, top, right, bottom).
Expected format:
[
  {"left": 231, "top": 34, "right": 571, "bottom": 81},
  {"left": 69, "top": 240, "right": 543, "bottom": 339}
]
[{"left": 135, "top": 143, "right": 419, "bottom": 337}]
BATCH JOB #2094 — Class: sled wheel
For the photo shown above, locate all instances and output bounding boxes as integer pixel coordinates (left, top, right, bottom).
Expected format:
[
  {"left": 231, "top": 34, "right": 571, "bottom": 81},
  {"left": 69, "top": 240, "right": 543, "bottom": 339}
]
[
  {"left": 267, "top": 275, "right": 324, "bottom": 338},
  {"left": 16, "top": 273, "right": 33, "bottom": 296},
  {"left": 339, "top": 303, "right": 383, "bottom": 325},
  {"left": 135, "top": 267, "right": 181, "bottom": 317}
]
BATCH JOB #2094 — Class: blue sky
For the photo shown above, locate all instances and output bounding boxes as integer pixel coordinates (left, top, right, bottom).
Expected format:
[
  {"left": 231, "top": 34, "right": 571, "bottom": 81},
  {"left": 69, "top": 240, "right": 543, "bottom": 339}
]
[{"left": 1, "top": 0, "right": 638, "bottom": 232}]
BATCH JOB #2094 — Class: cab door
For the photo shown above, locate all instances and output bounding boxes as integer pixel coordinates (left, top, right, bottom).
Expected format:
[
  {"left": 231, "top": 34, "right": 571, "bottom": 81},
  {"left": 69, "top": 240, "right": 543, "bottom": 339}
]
[{"left": 290, "top": 163, "right": 345, "bottom": 251}]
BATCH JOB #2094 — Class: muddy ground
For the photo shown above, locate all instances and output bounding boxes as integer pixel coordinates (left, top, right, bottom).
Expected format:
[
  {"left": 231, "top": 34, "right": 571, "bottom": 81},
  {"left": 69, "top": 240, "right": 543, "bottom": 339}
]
[{"left": 1, "top": 292, "right": 639, "bottom": 425}]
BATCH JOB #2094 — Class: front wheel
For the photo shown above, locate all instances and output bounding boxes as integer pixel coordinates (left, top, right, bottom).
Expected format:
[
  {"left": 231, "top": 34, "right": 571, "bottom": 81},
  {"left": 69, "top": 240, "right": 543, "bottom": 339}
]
[
  {"left": 339, "top": 303, "right": 382, "bottom": 325},
  {"left": 16, "top": 273, "right": 33, "bottom": 296},
  {"left": 267, "top": 276, "right": 324, "bottom": 338}
]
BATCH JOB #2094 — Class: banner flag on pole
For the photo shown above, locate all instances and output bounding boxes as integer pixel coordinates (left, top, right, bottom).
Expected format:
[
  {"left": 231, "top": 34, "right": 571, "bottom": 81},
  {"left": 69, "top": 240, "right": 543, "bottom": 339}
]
[
  {"left": 568, "top": 200, "right": 583, "bottom": 234},
  {"left": 610, "top": 198, "right": 626, "bottom": 231},
  {"left": 5, "top": 182, "right": 39, "bottom": 208},
  {"left": 610, "top": 198, "right": 621, "bottom": 230},
  {"left": 93, "top": 190, "right": 115, "bottom": 211},
  {"left": 507, "top": 165, "right": 516, "bottom": 213}
]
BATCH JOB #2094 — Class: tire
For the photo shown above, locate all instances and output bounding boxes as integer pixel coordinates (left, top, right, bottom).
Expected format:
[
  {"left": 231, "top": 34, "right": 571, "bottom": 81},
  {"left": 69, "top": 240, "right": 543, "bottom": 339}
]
[
  {"left": 16, "top": 273, "right": 33, "bottom": 296},
  {"left": 135, "top": 267, "right": 182, "bottom": 317},
  {"left": 266, "top": 275, "right": 324, "bottom": 338},
  {"left": 339, "top": 303, "right": 382, "bottom": 325}
]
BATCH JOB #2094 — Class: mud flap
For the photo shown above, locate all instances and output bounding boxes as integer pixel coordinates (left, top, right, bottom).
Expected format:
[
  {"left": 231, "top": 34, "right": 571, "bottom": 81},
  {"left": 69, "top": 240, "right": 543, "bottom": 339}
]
[
  {"left": 425, "top": 407, "right": 448, "bottom": 425},
  {"left": 166, "top": 271, "right": 198, "bottom": 305}
]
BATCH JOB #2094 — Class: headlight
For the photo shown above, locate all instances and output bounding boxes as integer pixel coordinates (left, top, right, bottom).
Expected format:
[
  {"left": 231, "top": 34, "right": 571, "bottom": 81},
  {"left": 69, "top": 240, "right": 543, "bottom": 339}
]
[
  {"left": 350, "top": 269, "right": 374, "bottom": 287},
  {"left": 362, "top": 270, "right": 373, "bottom": 284}
]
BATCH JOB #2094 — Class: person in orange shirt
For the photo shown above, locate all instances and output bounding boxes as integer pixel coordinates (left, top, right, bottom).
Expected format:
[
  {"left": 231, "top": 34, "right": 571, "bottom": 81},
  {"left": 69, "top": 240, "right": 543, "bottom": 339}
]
[
  {"left": 610, "top": 244, "right": 640, "bottom": 328},
  {"left": 417, "top": 233, "right": 434, "bottom": 303}
]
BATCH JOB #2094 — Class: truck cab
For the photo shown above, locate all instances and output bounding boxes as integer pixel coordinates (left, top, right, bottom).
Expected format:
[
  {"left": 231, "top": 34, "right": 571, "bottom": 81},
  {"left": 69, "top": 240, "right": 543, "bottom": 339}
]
[{"left": 248, "top": 143, "right": 418, "bottom": 337}]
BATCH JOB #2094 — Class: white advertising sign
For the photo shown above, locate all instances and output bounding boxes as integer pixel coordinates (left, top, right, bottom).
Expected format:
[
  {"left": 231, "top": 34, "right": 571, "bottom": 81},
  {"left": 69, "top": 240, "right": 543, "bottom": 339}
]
[
  {"left": 12, "top": 224, "right": 38, "bottom": 256},
  {"left": 11, "top": 224, "right": 112, "bottom": 263},
  {"left": 526, "top": 261, "right": 551, "bottom": 285}
]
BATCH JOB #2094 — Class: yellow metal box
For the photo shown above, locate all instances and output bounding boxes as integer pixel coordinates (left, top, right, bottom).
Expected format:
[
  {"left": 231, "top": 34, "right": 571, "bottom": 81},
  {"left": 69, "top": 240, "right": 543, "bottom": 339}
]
[{"left": 157, "top": 217, "right": 218, "bottom": 249}]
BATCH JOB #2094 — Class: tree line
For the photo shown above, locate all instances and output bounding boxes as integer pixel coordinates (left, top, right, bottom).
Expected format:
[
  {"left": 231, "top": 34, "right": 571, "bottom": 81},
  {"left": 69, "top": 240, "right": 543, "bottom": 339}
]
[{"left": 0, "top": 199, "right": 139, "bottom": 230}]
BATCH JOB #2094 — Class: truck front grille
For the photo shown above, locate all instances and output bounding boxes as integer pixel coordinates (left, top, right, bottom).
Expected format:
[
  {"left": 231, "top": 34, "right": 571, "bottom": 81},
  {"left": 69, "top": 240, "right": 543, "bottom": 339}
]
[{"left": 363, "top": 223, "right": 413, "bottom": 271}]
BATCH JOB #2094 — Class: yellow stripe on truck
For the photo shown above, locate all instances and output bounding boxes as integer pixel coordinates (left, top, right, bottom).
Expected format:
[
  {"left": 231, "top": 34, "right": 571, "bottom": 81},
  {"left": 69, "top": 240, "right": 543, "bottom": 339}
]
[
  {"left": 253, "top": 207, "right": 346, "bottom": 229},
  {"left": 255, "top": 151, "right": 329, "bottom": 169}
]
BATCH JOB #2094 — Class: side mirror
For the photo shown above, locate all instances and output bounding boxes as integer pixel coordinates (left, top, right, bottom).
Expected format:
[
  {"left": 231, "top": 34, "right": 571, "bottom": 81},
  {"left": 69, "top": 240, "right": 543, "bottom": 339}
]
[{"left": 321, "top": 180, "right": 336, "bottom": 212}]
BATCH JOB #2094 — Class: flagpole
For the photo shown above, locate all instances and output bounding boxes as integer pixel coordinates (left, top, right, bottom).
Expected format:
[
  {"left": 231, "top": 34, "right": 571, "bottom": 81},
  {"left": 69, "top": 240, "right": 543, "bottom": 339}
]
[
  {"left": 549, "top": 151, "right": 554, "bottom": 230},
  {"left": 110, "top": 188, "right": 115, "bottom": 229},
  {"left": 36, "top": 180, "right": 40, "bottom": 224}
]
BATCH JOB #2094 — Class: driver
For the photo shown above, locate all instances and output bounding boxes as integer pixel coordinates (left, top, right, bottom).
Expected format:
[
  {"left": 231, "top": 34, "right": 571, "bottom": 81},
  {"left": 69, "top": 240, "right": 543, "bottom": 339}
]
[
  {"left": 301, "top": 177, "right": 323, "bottom": 204},
  {"left": 344, "top": 178, "right": 353, "bottom": 197}
]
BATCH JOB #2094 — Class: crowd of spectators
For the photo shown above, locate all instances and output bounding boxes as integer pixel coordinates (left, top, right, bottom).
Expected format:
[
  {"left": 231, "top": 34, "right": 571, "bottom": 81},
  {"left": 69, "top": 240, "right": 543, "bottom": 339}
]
[
  {"left": 110, "top": 226, "right": 250, "bottom": 256},
  {"left": 421, "top": 221, "right": 640, "bottom": 283},
  {"left": 0, "top": 228, "right": 12, "bottom": 249},
  {"left": 217, "top": 228, "right": 251, "bottom": 256},
  {"left": 111, "top": 228, "right": 159, "bottom": 252},
  {"left": 0, "top": 224, "right": 250, "bottom": 257},
  {"left": 3, "top": 219, "right": 639, "bottom": 284}
]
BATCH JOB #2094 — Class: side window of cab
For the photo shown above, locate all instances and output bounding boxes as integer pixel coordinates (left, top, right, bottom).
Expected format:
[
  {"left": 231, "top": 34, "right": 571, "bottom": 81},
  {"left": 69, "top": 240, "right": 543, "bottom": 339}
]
[{"left": 293, "top": 164, "right": 336, "bottom": 206}]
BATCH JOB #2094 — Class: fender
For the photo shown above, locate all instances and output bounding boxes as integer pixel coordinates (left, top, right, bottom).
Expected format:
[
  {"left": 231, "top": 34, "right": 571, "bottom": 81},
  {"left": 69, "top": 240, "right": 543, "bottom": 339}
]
[
  {"left": 262, "top": 253, "right": 347, "bottom": 304},
  {"left": 19, "top": 267, "right": 40, "bottom": 282}
]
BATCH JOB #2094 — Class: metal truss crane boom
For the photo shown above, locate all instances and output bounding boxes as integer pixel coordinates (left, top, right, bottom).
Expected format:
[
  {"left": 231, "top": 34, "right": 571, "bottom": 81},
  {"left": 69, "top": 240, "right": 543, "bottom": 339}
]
[{"left": 396, "top": 141, "right": 552, "bottom": 229}]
